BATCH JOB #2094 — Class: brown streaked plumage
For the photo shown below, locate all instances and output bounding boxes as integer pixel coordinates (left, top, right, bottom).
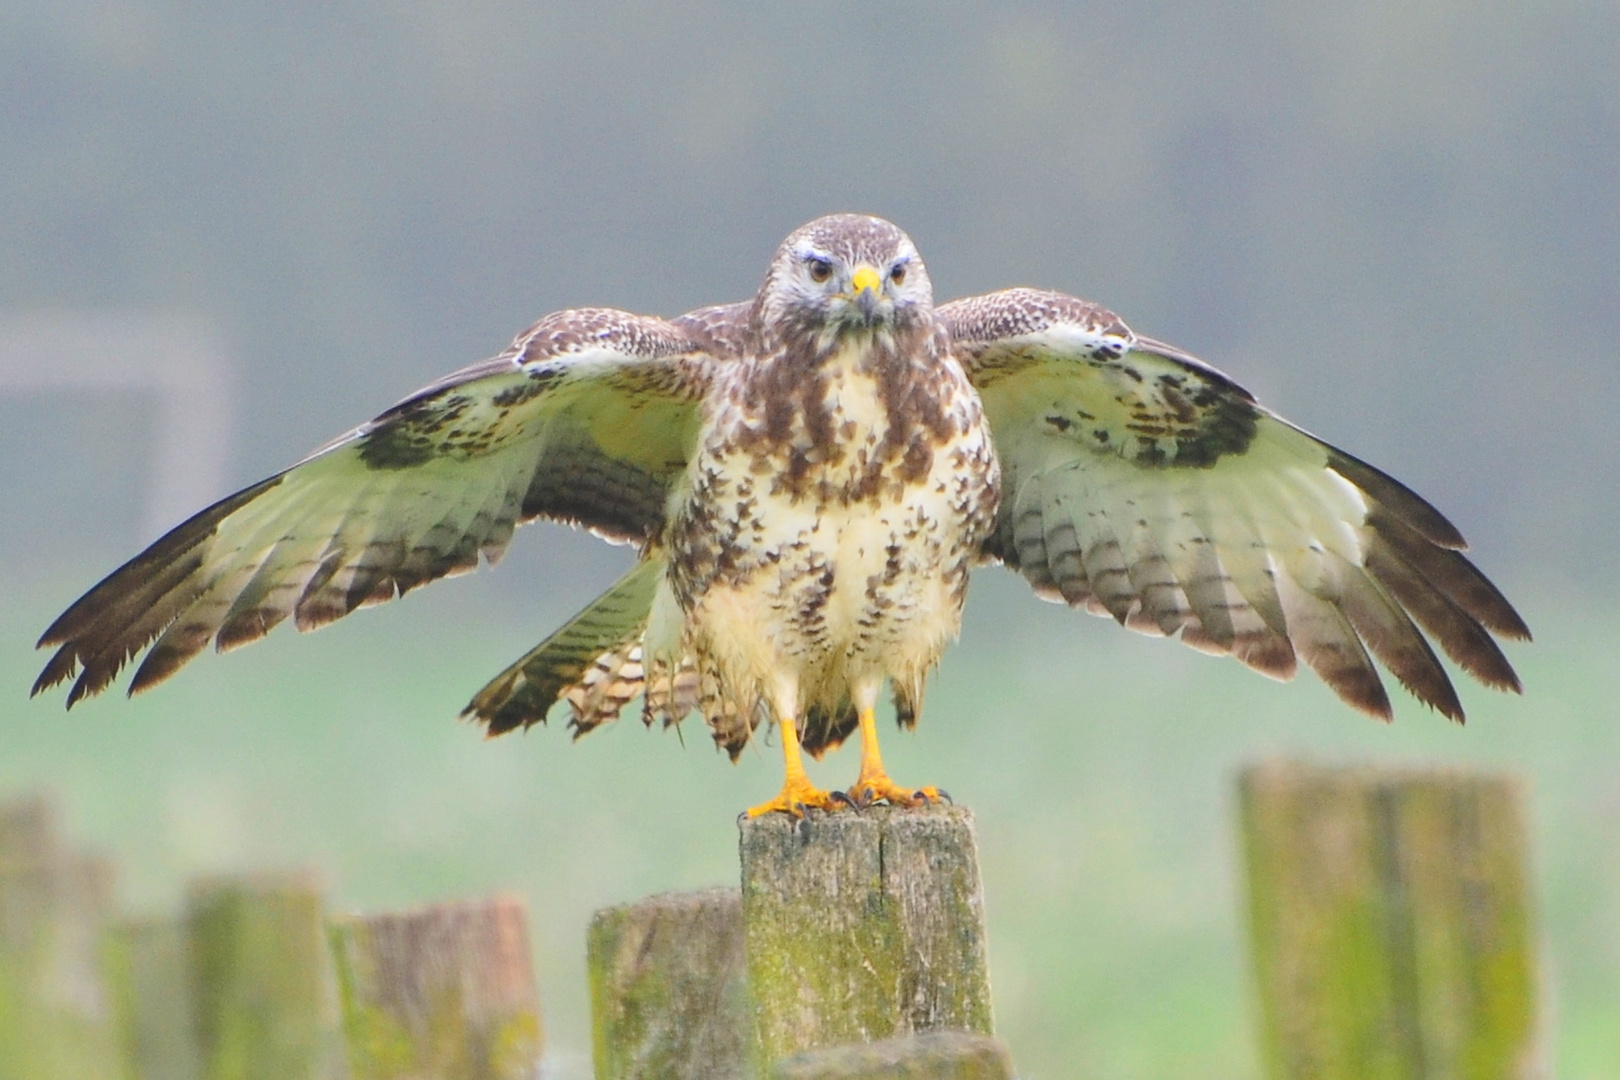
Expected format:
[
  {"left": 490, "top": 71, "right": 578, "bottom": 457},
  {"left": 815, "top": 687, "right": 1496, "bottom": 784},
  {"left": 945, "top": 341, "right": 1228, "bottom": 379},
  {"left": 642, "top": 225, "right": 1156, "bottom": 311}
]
[{"left": 33, "top": 214, "right": 1529, "bottom": 815}]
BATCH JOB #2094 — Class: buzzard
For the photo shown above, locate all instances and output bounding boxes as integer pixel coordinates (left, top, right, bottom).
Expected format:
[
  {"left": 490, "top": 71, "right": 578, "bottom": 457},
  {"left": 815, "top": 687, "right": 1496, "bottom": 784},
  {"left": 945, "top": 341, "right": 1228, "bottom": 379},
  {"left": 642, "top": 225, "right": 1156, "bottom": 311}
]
[{"left": 33, "top": 215, "right": 1528, "bottom": 817}]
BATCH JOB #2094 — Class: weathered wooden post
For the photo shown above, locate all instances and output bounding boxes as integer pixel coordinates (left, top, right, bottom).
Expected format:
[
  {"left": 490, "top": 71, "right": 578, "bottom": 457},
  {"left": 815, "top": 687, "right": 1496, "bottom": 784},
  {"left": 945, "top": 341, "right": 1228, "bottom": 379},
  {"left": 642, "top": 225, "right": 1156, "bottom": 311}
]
[
  {"left": 328, "top": 894, "right": 544, "bottom": 1080},
  {"left": 587, "top": 887, "right": 751, "bottom": 1080},
  {"left": 769, "top": 1031, "right": 1015, "bottom": 1080},
  {"left": 106, "top": 915, "right": 202, "bottom": 1080},
  {"left": 0, "top": 794, "right": 124, "bottom": 1080},
  {"left": 738, "top": 804, "right": 994, "bottom": 1066},
  {"left": 187, "top": 872, "right": 344, "bottom": 1080},
  {"left": 1238, "top": 760, "right": 1542, "bottom": 1080}
]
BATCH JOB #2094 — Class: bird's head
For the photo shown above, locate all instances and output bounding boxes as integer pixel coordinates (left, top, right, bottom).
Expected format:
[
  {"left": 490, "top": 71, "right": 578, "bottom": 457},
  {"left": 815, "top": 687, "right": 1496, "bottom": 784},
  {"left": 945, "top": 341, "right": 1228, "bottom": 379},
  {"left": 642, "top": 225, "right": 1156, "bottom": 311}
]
[{"left": 757, "top": 214, "right": 933, "bottom": 343}]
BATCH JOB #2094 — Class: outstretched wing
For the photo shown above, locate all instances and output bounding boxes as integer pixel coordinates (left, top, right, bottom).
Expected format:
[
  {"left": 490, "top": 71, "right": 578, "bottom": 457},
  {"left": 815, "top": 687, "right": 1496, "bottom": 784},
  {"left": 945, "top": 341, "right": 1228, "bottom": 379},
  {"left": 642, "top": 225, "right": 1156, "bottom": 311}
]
[
  {"left": 943, "top": 287, "right": 1529, "bottom": 721},
  {"left": 36, "top": 307, "right": 719, "bottom": 707}
]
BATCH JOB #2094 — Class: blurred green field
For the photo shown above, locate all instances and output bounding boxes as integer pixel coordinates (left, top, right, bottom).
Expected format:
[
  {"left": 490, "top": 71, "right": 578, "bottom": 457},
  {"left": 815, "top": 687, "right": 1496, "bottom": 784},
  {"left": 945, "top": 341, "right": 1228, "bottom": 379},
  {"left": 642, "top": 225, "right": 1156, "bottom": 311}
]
[{"left": 4, "top": 548, "right": 1616, "bottom": 1080}]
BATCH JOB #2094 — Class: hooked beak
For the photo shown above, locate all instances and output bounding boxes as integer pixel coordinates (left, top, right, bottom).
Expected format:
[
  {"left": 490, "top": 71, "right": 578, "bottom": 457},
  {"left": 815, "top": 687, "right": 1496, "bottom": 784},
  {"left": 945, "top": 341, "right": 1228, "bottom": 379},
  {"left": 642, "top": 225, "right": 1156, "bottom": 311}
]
[{"left": 847, "top": 263, "right": 883, "bottom": 321}]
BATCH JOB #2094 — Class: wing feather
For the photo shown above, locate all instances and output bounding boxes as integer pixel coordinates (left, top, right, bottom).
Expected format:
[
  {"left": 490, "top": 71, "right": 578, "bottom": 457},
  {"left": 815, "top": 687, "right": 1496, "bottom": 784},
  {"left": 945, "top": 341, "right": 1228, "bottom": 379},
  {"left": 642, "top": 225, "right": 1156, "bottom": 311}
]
[
  {"left": 1042, "top": 477, "right": 1094, "bottom": 609},
  {"left": 36, "top": 308, "right": 718, "bottom": 706},
  {"left": 1361, "top": 533, "right": 1522, "bottom": 691},
  {"left": 947, "top": 286, "right": 1525, "bottom": 720},
  {"left": 1274, "top": 568, "right": 1393, "bottom": 718},
  {"left": 1330, "top": 550, "right": 1462, "bottom": 720}
]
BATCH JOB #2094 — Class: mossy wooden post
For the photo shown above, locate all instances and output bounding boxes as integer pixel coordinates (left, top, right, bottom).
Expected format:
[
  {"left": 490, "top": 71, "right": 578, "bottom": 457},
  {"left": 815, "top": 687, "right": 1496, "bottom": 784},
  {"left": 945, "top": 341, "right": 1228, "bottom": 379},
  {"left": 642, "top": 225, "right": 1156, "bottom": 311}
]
[
  {"left": 587, "top": 887, "right": 751, "bottom": 1080},
  {"left": 187, "top": 872, "right": 344, "bottom": 1080},
  {"left": 769, "top": 1031, "right": 1015, "bottom": 1080},
  {"left": 106, "top": 915, "right": 202, "bottom": 1080},
  {"left": 0, "top": 794, "right": 124, "bottom": 1080},
  {"left": 739, "top": 804, "right": 993, "bottom": 1066},
  {"left": 1238, "top": 761, "right": 1541, "bottom": 1080},
  {"left": 329, "top": 894, "right": 543, "bottom": 1080}
]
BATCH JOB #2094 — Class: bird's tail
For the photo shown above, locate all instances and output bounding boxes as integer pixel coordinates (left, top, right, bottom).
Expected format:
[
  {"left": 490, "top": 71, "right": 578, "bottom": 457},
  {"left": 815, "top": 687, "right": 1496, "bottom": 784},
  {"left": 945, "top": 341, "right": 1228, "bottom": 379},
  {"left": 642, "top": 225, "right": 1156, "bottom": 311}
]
[{"left": 462, "top": 556, "right": 666, "bottom": 736}]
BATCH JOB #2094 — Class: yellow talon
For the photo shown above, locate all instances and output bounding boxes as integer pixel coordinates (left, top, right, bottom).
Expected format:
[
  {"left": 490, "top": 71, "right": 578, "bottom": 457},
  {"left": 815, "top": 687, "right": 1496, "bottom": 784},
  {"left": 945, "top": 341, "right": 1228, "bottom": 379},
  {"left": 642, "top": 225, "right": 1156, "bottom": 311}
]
[
  {"left": 846, "top": 703, "right": 945, "bottom": 808},
  {"left": 745, "top": 711, "right": 844, "bottom": 818},
  {"left": 744, "top": 773, "right": 842, "bottom": 818}
]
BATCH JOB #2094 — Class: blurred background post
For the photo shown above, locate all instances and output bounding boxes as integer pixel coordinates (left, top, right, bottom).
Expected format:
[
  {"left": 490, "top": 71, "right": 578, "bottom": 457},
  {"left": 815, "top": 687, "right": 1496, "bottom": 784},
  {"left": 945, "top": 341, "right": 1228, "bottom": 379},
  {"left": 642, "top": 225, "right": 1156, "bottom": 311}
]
[{"left": 1239, "top": 761, "right": 1541, "bottom": 1080}]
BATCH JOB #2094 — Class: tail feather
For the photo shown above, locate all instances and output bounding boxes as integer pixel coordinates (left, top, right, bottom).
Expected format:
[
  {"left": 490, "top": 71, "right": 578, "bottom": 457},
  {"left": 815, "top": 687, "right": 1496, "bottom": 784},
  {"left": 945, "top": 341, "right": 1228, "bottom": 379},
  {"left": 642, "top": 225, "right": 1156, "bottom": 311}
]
[
  {"left": 800, "top": 698, "right": 858, "bottom": 759},
  {"left": 462, "top": 557, "right": 663, "bottom": 735}
]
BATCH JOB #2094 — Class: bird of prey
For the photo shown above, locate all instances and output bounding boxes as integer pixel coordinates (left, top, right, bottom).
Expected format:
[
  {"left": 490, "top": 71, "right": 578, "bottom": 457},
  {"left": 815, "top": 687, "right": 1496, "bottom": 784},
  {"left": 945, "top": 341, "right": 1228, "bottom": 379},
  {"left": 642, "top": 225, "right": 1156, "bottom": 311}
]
[{"left": 34, "top": 214, "right": 1528, "bottom": 817}]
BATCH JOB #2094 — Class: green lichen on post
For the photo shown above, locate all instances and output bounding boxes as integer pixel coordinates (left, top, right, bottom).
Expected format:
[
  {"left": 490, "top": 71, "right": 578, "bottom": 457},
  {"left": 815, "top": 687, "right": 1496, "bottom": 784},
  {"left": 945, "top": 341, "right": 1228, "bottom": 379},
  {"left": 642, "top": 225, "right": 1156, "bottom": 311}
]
[
  {"left": 770, "top": 1030, "right": 1015, "bottom": 1080},
  {"left": 587, "top": 887, "right": 751, "bottom": 1080},
  {"left": 740, "top": 805, "right": 993, "bottom": 1066},
  {"left": 0, "top": 795, "right": 124, "bottom": 1080},
  {"left": 328, "top": 894, "right": 542, "bottom": 1080},
  {"left": 187, "top": 872, "right": 343, "bottom": 1080},
  {"left": 1238, "top": 761, "right": 1542, "bottom": 1080}
]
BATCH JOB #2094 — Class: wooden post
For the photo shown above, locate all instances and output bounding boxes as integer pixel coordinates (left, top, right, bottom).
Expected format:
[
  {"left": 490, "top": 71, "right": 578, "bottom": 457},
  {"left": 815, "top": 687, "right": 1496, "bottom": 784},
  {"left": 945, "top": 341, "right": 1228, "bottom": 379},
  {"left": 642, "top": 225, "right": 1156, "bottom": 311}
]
[
  {"left": 586, "top": 887, "right": 751, "bottom": 1080},
  {"left": 0, "top": 795, "right": 124, "bottom": 1080},
  {"left": 328, "top": 894, "right": 543, "bottom": 1080},
  {"left": 1238, "top": 761, "right": 1542, "bottom": 1080},
  {"left": 739, "top": 805, "right": 993, "bottom": 1065},
  {"left": 186, "top": 872, "right": 344, "bottom": 1080},
  {"left": 768, "top": 1031, "right": 1015, "bottom": 1080},
  {"left": 106, "top": 915, "right": 201, "bottom": 1080}
]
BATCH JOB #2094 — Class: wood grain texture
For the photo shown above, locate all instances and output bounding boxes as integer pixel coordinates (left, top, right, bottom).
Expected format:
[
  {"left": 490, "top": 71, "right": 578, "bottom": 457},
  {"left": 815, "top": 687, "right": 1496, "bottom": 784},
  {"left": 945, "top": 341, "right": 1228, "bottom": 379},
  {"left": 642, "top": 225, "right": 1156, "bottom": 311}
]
[
  {"left": 769, "top": 1031, "right": 1014, "bottom": 1080},
  {"left": 739, "top": 805, "right": 993, "bottom": 1066},
  {"left": 587, "top": 887, "right": 750, "bottom": 1080}
]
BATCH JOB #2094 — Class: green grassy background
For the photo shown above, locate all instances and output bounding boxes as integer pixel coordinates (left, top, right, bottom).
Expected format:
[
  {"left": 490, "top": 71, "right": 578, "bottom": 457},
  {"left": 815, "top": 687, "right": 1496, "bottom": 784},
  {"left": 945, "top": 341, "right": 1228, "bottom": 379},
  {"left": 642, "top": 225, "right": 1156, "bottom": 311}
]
[{"left": 5, "top": 542, "right": 1614, "bottom": 1079}]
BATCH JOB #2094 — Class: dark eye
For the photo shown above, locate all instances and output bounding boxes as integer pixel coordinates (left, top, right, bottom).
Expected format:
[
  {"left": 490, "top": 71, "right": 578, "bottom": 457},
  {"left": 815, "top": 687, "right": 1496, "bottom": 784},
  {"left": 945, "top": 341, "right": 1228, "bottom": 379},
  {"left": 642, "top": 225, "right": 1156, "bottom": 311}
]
[
  {"left": 889, "top": 263, "right": 907, "bottom": 286},
  {"left": 807, "top": 258, "right": 833, "bottom": 283}
]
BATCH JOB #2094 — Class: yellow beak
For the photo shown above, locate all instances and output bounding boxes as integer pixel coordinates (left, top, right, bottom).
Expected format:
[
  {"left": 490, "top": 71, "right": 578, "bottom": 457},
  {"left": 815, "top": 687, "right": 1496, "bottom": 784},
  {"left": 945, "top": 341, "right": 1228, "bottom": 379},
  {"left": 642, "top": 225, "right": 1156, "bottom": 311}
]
[{"left": 849, "top": 264, "right": 882, "bottom": 297}]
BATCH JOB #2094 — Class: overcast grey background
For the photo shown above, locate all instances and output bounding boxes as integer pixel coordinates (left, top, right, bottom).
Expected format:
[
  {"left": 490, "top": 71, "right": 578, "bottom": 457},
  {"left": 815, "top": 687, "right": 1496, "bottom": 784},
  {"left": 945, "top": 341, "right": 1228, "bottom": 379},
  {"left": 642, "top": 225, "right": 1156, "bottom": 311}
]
[
  {"left": 5, "top": 0, "right": 1616, "bottom": 590},
  {"left": 3, "top": 2, "right": 1618, "bottom": 1076}
]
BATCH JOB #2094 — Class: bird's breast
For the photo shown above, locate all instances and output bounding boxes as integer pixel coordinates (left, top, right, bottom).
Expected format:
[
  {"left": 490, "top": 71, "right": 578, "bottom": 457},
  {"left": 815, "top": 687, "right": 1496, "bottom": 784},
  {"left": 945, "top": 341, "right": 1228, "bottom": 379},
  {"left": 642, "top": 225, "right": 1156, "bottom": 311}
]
[{"left": 666, "top": 334, "right": 1000, "bottom": 673}]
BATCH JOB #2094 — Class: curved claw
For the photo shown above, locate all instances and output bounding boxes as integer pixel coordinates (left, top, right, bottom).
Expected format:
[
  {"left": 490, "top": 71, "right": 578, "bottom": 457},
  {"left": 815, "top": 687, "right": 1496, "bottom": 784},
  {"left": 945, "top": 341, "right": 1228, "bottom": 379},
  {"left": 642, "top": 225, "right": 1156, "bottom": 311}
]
[
  {"left": 826, "top": 789, "right": 857, "bottom": 811},
  {"left": 847, "top": 777, "right": 947, "bottom": 809}
]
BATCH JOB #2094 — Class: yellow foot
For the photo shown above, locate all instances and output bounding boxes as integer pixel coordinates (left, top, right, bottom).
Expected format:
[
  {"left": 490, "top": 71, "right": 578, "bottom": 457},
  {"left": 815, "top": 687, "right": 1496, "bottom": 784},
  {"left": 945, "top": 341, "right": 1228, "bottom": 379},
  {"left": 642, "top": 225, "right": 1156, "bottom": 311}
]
[
  {"left": 847, "top": 773, "right": 951, "bottom": 809},
  {"left": 744, "top": 775, "right": 847, "bottom": 819}
]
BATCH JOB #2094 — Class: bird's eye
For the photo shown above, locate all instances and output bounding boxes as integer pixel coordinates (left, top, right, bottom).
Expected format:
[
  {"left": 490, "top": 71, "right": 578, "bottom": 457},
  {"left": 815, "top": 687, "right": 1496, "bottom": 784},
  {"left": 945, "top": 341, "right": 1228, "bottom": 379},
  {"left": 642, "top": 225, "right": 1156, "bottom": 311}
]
[
  {"left": 807, "top": 258, "right": 833, "bottom": 283},
  {"left": 889, "top": 263, "right": 908, "bottom": 286}
]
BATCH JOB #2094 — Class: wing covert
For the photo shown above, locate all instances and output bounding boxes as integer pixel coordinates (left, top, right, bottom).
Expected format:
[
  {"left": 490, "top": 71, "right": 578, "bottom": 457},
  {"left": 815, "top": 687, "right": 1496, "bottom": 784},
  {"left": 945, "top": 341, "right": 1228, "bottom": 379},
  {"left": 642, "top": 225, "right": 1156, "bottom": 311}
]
[
  {"left": 943, "top": 287, "right": 1528, "bottom": 721},
  {"left": 36, "top": 307, "right": 719, "bottom": 706}
]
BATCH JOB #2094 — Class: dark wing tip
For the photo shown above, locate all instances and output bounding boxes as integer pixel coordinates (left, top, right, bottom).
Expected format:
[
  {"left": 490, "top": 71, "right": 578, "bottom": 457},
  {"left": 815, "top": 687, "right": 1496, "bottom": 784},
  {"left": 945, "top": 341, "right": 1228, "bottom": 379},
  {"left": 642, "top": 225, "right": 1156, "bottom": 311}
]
[
  {"left": 1497, "top": 613, "right": 1534, "bottom": 643},
  {"left": 1415, "top": 680, "right": 1467, "bottom": 724},
  {"left": 1368, "top": 508, "right": 1529, "bottom": 641},
  {"left": 32, "top": 475, "right": 289, "bottom": 706},
  {"left": 31, "top": 648, "right": 78, "bottom": 699},
  {"left": 127, "top": 644, "right": 190, "bottom": 698},
  {"left": 1486, "top": 664, "right": 1525, "bottom": 696},
  {"left": 463, "top": 673, "right": 555, "bottom": 737},
  {"left": 1328, "top": 449, "right": 1468, "bottom": 549},
  {"left": 65, "top": 670, "right": 102, "bottom": 710},
  {"left": 1343, "top": 677, "right": 1396, "bottom": 723}
]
